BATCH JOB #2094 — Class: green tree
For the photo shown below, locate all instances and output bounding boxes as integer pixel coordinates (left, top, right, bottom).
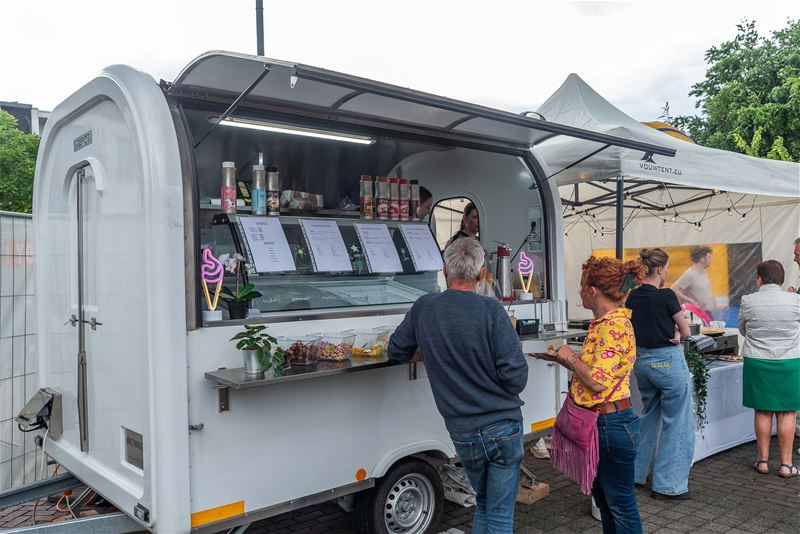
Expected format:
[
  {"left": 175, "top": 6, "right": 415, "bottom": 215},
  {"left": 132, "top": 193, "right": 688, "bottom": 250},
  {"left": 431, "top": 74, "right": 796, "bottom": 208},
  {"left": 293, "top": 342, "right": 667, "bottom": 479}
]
[
  {"left": 674, "top": 19, "right": 800, "bottom": 162},
  {"left": 0, "top": 110, "right": 40, "bottom": 213}
]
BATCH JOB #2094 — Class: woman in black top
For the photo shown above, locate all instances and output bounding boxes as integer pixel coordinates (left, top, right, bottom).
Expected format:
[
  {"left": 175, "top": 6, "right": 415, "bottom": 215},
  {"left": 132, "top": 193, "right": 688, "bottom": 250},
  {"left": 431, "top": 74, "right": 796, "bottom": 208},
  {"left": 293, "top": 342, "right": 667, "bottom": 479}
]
[
  {"left": 446, "top": 202, "right": 479, "bottom": 247},
  {"left": 626, "top": 248, "right": 693, "bottom": 500}
]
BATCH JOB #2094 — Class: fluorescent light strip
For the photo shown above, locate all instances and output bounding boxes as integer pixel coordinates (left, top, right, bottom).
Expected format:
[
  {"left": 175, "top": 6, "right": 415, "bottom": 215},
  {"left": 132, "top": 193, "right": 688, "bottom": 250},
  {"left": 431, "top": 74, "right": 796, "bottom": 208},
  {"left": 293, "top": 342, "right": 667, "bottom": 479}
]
[{"left": 217, "top": 118, "right": 375, "bottom": 145}]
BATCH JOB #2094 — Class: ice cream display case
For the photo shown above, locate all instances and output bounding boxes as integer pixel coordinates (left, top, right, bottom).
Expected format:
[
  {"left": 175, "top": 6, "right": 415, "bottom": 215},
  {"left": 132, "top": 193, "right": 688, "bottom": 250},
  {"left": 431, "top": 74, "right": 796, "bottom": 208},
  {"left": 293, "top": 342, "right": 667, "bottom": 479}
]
[{"left": 204, "top": 213, "right": 439, "bottom": 320}]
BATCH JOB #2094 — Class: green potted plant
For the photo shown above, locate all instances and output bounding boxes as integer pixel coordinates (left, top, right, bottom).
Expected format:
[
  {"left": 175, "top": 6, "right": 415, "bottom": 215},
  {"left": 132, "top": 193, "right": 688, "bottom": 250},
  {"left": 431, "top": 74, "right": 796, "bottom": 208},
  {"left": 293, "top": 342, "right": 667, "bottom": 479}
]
[
  {"left": 230, "top": 324, "right": 286, "bottom": 378},
  {"left": 219, "top": 253, "right": 262, "bottom": 320}
]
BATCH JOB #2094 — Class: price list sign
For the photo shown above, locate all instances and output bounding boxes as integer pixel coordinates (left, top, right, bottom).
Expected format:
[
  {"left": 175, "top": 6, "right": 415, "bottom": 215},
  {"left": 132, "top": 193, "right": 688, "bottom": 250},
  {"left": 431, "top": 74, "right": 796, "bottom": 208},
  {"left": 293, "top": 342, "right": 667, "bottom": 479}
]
[
  {"left": 239, "top": 217, "right": 296, "bottom": 273},
  {"left": 399, "top": 224, "right": 444, "bottom": 272},
  {"left": 354, "top": 223, "right": 403, "bottom": 273},
  {"left": 299, "top": 219, "right": 353, "bottom": 272}
]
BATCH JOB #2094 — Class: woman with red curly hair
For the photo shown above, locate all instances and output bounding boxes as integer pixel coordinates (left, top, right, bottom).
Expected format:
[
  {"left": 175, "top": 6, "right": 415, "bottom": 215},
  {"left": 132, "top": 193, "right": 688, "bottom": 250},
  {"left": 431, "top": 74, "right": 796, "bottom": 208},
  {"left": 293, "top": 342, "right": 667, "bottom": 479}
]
[{"left": 541, "top": 256, "right": 646, "bottom": 533}]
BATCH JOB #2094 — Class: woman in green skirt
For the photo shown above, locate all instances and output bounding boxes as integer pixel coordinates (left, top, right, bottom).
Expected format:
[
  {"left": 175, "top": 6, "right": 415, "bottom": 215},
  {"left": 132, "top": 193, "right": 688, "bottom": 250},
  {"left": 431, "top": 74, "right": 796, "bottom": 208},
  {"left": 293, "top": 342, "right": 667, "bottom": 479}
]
[{"left": 739, "top": 260, "right": 800, "bottom": 478}]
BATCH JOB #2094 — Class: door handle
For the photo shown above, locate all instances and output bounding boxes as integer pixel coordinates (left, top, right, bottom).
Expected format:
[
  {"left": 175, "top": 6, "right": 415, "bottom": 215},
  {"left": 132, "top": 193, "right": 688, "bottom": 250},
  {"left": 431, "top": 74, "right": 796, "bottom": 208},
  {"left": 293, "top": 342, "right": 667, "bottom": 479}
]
[
  {"left": 65, "top": 315, "right": 79, "bottom": 327},
  {"left": 88, "top": 317, "right": 103, "bottom": 330}
]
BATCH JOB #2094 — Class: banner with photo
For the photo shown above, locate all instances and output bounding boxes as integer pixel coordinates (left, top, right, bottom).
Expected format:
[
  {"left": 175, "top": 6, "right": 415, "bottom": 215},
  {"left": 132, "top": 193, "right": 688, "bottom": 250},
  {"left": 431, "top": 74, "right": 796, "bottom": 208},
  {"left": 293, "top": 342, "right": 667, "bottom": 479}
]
[{"left": 593, "top": 243, "right": 762, "bottom": 326}]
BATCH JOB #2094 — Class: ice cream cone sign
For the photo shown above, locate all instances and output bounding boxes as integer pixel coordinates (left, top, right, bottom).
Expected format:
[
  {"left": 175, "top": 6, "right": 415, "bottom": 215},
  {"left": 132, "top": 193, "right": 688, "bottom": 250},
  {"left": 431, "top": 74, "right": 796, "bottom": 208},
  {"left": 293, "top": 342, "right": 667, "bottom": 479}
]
[
  {"left": 201, "top": 248, "right": 224, "bottom": 311},
  {"left": 517, "top": 251, "right": 535, "bottom": 293}
]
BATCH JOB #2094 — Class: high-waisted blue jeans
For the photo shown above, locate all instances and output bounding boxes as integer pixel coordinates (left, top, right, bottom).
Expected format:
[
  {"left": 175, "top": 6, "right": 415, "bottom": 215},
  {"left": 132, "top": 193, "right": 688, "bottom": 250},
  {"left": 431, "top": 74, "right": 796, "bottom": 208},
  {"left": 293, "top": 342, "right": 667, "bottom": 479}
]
[
  {"left": 633, "top": 344, "right": 695, "bottom": 495},
  {"left": 594, "top": 407, "right": 643, "bottom": 534}
]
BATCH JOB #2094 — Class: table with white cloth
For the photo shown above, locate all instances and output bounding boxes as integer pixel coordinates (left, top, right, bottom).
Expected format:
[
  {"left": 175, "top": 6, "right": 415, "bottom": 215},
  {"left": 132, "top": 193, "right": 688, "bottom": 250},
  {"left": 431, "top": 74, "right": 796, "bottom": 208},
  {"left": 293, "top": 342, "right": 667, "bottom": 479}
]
[{"left": 630, "top": 359, "right": 759, "bottom": 463}]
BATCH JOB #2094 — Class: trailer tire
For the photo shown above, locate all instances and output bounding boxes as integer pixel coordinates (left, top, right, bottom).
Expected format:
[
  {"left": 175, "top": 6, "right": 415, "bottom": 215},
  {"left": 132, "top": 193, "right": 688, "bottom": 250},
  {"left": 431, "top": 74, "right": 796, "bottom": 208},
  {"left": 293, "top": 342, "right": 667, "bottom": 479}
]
[{"left": 357, "top": 459, "right": 444, "bottom": 534}]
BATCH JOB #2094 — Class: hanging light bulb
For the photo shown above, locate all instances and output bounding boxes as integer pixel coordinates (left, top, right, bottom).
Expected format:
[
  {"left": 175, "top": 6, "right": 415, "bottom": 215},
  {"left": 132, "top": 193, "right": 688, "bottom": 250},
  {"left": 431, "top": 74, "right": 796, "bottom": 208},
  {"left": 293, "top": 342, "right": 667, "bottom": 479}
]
[
  {"left": 671, "top": 212, "right": 678, "bottom": 222},
  {"left": 698, "top": 223, "right": 703, "bottom": 232},
  {"left": 663, "top": 219, "right": 669, "bottom": 226},
  {"left": 593, "top": 229, "right": 598, "bottom": 235},
  {"left": 727, "top": 207, "right": 733, "bottom": 216},
  {"left": 741, "top": 212, "right": 747, "bottom": 221}
]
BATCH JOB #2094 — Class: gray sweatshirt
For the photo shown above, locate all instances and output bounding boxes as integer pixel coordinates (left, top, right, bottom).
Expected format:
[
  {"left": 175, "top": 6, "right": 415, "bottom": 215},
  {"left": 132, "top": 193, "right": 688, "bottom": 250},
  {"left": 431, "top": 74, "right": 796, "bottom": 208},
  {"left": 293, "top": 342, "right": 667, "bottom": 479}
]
[{"left": 388, "top": 289, "right": 528, "bottom": 434}]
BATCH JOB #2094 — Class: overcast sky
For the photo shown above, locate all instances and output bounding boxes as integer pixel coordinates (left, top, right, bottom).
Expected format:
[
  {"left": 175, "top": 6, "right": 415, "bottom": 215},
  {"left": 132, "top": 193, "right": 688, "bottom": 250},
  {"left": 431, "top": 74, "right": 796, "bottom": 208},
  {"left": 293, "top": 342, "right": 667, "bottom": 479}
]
[{"left": 1, "top": 0, "right": 798, "bottom": 122}]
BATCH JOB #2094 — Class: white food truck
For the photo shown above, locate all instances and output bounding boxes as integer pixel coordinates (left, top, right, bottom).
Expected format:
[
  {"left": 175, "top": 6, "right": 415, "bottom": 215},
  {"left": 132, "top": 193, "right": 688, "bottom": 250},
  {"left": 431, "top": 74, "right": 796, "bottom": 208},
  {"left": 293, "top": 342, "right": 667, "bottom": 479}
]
[{"left": 22, "top": 51, "right": 673, "bottom": 533}]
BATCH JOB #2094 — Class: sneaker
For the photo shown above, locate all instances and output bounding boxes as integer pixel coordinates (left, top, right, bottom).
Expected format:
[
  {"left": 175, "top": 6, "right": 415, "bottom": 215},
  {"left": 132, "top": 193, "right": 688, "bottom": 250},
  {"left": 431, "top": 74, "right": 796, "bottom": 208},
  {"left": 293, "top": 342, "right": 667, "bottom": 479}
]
[
  {"left": 530, "top": 437, "right": 550, "bottom": 459},
  {"left": 651, "top": 490, "right": 690, "bottom": 501}
]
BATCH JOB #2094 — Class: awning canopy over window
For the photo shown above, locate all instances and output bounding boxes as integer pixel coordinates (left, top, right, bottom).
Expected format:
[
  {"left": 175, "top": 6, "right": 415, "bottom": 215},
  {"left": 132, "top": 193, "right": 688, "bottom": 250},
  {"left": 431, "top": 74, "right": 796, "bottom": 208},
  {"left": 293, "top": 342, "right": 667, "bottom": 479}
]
[{"left": 168, "top": 51, "right": 676, "bottom": 158}]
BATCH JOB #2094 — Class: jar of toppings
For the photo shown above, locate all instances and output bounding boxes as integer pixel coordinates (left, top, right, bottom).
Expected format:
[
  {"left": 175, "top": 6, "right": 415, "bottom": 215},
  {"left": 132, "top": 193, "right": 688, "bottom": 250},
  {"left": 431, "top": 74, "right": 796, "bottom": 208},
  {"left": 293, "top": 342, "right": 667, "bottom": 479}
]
[
  {"left": 376, "top": 176, "right": 389, "bottom": 220},
  {"left": 277, "top": 335, "right": 320, "bottom": 366},
  {"left": 398, "top": 178, "right": 410, "bottom": 221},
  {"left": 360, "top": 175, "right": 374, "bottom": 219},
  {"left": 316, "top": 330, "right": 356, "bottom": 361}
]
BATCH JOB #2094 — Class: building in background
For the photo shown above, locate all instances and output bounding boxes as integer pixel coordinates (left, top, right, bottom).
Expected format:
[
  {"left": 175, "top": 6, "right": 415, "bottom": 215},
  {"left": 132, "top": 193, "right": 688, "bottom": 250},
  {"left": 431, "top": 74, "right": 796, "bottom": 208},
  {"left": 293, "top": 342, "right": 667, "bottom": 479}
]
[{"left": 0, "top": 102, "right": 49, "bottom": 135}]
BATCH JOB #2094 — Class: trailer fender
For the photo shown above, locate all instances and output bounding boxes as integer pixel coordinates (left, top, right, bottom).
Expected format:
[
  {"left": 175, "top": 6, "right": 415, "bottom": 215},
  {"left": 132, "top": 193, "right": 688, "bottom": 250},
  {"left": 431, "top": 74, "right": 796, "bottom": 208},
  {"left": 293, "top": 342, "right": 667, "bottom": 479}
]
[{"left": 371, "top": 439, "right": 455, "bottom": 479}]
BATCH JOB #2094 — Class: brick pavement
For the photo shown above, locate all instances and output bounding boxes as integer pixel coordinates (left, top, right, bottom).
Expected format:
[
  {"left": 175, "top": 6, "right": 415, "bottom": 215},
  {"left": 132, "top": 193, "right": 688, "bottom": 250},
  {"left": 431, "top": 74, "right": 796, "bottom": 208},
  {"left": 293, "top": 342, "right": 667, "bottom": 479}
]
[
  {"left": 245, "top": 439, "right": 799, "bottom": 534},
  {"left": 1, "top": 440, "right": 797, "bottom": 532}
]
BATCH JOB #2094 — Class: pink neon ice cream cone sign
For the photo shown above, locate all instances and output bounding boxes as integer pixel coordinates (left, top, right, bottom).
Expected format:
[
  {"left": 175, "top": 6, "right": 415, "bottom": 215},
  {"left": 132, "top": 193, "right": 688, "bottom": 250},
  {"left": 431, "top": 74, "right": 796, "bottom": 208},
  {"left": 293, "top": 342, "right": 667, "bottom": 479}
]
[
  {"left": 201, "top": 248, "right": 224, "bottom": 311},
  {"left": 517, "top": 251, "right": 535, "bottom": 293}
]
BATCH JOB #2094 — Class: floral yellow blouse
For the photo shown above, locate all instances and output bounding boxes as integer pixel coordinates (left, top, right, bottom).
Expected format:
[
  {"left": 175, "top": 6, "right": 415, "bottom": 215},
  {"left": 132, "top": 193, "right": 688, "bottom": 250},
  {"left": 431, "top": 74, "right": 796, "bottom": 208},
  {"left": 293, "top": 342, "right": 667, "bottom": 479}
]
[{"left": 569, "top": 308, "right": 636, "bottom": 407}]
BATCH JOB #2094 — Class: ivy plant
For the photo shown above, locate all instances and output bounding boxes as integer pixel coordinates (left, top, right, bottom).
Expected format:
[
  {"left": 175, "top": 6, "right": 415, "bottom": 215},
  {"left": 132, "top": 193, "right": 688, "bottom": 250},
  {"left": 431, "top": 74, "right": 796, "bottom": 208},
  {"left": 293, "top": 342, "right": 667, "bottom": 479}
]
[{"left": 685, "top": 347, "right": 710, "bottom": 433}]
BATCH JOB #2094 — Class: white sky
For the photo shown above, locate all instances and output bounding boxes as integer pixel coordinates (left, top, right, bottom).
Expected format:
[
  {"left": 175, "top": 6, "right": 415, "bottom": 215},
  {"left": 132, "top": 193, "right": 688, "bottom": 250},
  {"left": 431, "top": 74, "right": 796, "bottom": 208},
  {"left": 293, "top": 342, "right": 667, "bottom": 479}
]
[{"left": 1, "top": 0, "right": 798, "bottom": 122}]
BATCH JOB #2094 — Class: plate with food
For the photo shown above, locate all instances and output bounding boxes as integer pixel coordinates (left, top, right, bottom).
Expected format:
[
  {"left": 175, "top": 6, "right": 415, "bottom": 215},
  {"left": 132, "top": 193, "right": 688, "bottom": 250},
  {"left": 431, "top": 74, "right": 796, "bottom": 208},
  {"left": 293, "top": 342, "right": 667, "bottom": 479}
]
[
  {"left": 700, "top": 328, "right": 726, "bottom": 336},
  {"left": 719, "top": 354, "right": 743, "bottom": 362}
]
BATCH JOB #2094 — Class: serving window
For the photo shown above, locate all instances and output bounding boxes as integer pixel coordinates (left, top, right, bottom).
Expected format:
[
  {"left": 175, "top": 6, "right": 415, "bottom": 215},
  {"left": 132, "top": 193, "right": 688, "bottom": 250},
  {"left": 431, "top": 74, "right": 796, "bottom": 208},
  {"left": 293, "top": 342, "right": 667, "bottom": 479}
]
[{"left": 183, "top": 105, "right": 548, "bottom": 321}]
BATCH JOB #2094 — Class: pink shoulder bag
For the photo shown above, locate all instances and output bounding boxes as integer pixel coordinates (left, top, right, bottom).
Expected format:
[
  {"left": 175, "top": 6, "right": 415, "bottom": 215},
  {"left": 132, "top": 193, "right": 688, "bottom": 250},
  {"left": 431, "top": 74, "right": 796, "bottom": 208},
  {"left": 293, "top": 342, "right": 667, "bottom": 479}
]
[{"left": 550, "top": 372, "right": 628, "bottom": 495}]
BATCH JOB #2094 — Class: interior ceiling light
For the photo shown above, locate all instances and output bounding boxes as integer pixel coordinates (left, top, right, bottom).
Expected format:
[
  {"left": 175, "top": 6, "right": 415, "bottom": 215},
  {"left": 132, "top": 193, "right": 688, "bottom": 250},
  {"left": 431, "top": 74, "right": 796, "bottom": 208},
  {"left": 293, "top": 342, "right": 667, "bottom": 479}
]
[{"left": 213, "top": 117, "right": 375, "bottom": 145}]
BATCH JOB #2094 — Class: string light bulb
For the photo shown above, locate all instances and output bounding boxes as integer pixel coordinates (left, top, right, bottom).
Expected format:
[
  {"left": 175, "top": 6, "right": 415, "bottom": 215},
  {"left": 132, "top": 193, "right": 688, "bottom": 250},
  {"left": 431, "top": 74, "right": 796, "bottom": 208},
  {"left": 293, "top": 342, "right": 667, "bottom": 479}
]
[
  {"left": 741, "top": 213, "right": 747, "bottom": 221},
  {"left": 671, "top": 212, "right": 678, "bottom": 222},
  {"left": 727, "top": 207, "right": 733, "bottom": 216},
  {"left": 663, "top": 219, "right": 669, "bottom": 226}
]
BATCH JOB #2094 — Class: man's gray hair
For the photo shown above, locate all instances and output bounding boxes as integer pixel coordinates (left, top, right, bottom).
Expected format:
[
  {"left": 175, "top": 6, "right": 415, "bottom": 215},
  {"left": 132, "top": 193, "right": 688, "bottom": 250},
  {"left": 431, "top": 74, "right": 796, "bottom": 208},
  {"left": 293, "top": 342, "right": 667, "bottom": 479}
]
[{"left": 443, "top": 238, "right": 485, "bottom": 282}]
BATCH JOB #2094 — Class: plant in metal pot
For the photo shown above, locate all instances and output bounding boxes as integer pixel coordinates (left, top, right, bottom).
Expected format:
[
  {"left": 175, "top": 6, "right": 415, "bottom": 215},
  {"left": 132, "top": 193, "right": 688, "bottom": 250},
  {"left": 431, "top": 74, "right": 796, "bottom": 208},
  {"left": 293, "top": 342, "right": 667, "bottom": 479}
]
[
  {"left": 230, "top": 324, "right": 286, "bottom": 377},
  {"left": 685, "top": 347, "right": 709, "bottom": 433},
  {"left": 219, "top": 253, "right": 262, "bottom": 319}
]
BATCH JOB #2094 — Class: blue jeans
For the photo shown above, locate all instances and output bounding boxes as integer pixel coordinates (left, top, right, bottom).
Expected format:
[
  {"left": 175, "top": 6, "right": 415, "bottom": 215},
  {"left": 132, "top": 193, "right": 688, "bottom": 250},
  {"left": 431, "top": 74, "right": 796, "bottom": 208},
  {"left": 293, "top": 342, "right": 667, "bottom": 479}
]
[
  {"left": 633, "top": 345, "right": 695, "bottom": 495},
  {"left": 593, "top": 408, "right": 642, "bottom": 534},
  {"left": 450, "top": 420, "right": 524, "bottom": 534}
]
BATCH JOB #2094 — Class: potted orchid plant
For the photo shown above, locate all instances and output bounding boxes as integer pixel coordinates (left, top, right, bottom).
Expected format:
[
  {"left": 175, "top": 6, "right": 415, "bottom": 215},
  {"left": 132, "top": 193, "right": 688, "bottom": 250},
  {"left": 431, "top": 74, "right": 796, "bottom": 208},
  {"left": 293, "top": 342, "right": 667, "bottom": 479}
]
[{"left": 219, "top": 252, "right": 262, "bottom": 320}]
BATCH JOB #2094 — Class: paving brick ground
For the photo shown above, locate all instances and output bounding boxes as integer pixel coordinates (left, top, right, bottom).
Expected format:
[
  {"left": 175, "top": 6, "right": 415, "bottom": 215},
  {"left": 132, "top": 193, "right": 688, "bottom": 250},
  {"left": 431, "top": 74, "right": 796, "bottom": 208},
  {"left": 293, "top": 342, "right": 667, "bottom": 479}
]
[
  {"left": 245, "top": 439, "right": 799, "bottom": 534},
  {"left": 1, "top": 440, "right": 797, "bottom": 532}
]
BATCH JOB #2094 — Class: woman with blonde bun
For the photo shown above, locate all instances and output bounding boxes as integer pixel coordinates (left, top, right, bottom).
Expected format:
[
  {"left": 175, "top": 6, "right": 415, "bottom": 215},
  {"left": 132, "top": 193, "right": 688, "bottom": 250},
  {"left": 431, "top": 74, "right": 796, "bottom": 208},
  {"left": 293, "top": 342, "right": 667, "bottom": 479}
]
[{"left": 626, "top": 248, "right": 694, "bottom": 500}]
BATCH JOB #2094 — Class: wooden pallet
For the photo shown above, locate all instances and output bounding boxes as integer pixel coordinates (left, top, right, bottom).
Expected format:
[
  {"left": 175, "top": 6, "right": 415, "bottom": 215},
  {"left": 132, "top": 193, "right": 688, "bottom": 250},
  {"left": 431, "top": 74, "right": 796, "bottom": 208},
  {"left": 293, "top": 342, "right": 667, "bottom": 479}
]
[{"left": 516, "top": 481, "right": 550, "bottom": 505}]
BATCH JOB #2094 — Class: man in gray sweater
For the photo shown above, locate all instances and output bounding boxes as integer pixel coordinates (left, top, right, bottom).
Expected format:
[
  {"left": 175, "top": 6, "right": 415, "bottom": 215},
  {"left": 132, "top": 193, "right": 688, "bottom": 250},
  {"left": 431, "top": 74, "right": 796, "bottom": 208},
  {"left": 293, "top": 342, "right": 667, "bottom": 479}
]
[{"left": 388, "top": 237, "right": 528, "bottom": 533}]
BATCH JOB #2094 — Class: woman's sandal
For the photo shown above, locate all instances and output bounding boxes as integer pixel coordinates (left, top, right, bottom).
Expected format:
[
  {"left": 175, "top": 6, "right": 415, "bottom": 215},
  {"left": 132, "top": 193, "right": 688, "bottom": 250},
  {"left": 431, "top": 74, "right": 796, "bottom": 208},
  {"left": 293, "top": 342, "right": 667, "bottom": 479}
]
[
  {"left": 778, "top": 464, "right": 799, "bottom": 478},
  {"left": 752, "top": 460, "right": 769, "bottom": 474}
]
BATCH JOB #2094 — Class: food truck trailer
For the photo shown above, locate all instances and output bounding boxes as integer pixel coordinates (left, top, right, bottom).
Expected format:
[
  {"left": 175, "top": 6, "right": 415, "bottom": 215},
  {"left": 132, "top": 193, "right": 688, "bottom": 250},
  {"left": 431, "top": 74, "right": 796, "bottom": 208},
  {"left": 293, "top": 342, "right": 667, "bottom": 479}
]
[{"left": 19, "top": 51, "right": 674, "bottom": 533}]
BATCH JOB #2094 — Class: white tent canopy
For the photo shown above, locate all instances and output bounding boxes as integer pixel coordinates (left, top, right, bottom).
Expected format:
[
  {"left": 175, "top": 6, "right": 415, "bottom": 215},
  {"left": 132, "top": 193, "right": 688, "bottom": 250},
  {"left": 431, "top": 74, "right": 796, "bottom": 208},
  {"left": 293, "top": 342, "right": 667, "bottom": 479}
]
[{"left": 534, "top": 74, "right": 800, "bottom": 198}]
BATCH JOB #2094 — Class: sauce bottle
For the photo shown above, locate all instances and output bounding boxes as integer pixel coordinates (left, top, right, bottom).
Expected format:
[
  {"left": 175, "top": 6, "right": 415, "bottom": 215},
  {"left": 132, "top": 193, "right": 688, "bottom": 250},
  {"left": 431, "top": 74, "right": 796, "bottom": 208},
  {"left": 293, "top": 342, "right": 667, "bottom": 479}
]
[
  {"left": 399, "top": 178, "right": 410, "bottom": 221},
  {"left": 266, "top": 164, "right": 281, "bottom": 216},
  {"left": 388, "top": 178, "right": 400, "bottom": 221},
  {"left": 410, "top": 179, "right": 421, "bottom": 221},
  {"left": 360, "top": 175, "right": 374, "bottom": 219},
  {"left": 221, "top": 161, "right": 237, "bottom": 213},
  {"left": 376, "top": 176, "right": 389, "bottom": 220},
  {"left": 251, "top": 165, "right": 266, "bottom": 215}
]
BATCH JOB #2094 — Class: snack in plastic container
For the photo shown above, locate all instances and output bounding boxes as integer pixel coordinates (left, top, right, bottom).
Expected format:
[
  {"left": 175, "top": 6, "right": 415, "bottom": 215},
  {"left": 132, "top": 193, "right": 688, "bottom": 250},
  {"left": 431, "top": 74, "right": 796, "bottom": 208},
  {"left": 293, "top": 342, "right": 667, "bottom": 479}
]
[
  {"left": 352, "top": 327, "right": 391, "bottom": 357},
  {"left": 317, "top": 330, "right": 356, "bottom": 361},
  {"left": 277, "top": 335, "right": 320, "bottom": 366}
]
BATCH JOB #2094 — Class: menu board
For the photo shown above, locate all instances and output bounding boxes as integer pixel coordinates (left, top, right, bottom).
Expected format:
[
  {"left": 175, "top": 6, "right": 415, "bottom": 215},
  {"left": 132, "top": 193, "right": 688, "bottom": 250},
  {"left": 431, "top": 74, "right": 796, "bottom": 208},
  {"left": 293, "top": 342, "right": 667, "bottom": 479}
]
[
  {"left": 354, "top": 223, "right": 403, "bottom": 273},
  {"left": 399, "top": 224, "right": 444, "bottom": 272},
  {"left": 239, "top": 217, "right": 296, "bottom": 273},
  {"left": 299, "top": 219, "right": 353, "bottom": 272}
]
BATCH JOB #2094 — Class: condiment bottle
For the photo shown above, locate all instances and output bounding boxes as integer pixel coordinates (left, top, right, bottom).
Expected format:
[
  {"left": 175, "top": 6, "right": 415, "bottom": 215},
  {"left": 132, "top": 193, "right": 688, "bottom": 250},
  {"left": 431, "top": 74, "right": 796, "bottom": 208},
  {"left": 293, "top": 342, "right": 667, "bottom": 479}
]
[
  {"left": 221, "top": 161, "right": 237, "bottom": 213},
  {"left": 388, "top": 178, "right": 400, "bottom": 221},
  {"left": 360, "top": 175, "right": 374, "bottom": 219},
  {"left": 376, "top": 176, "right": 389, "bottom": 220},
  {"left": 251, "top": 164, "right": 266, "bottom": 215},
  {"left": 409, "top": 179, "right": 421, "bottom": 221},
  {"left": 399, "top": 178, "right": 410, "bottom": 221},
  {"left": 266, "top": 164, "right": 281, "bottom": 216}
]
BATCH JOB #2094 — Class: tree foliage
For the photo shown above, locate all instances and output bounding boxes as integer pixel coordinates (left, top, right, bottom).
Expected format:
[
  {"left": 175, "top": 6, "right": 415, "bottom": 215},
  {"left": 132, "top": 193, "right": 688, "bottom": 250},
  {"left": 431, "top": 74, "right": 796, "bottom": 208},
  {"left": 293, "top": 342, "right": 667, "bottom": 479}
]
[
  {"left": 674, "top": 19, "right": 800, "bottom": 162},
  {"left": 0, "top": 110, "right": 40, "bottom": 213}
]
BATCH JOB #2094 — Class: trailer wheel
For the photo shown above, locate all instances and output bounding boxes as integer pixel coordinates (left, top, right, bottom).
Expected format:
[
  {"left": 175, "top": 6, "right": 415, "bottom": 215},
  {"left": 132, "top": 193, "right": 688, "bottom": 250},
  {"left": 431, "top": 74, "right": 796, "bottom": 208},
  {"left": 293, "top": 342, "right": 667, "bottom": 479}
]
[{"left": 357, "top": 459, "right": 444, "bottom": 534}]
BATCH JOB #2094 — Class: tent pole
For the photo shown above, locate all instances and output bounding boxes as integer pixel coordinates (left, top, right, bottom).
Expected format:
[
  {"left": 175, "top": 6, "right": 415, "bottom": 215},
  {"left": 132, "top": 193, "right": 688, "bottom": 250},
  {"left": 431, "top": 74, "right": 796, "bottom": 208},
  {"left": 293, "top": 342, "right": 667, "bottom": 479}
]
[{"left": 615, "top": 176, "right": 623, "bottom": 259}]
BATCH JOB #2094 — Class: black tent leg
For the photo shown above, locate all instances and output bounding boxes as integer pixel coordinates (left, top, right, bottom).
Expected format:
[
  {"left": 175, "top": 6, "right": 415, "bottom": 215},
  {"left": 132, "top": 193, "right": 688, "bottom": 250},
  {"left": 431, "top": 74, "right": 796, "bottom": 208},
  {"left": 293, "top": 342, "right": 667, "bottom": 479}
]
[{"left": 615, "top": 177, "right": 623, "bottom": 259}]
